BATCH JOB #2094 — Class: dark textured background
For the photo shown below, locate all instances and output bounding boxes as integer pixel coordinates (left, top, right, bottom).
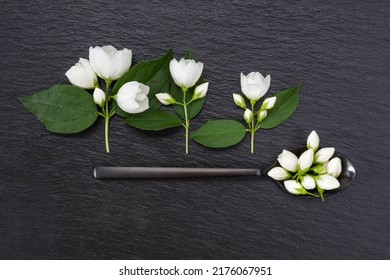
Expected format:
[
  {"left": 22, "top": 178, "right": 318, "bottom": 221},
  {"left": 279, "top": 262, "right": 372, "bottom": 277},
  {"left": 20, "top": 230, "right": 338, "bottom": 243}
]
[{"left": 0, "top": 0, "right": 389, "bottom": 259}]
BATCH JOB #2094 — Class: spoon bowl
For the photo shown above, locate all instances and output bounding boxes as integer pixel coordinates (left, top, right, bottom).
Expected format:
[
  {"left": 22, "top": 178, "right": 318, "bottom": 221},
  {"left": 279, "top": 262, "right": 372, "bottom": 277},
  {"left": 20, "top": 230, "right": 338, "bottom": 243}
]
[{"left": 263, "top": 147, "right": 356, "bottom": 197}]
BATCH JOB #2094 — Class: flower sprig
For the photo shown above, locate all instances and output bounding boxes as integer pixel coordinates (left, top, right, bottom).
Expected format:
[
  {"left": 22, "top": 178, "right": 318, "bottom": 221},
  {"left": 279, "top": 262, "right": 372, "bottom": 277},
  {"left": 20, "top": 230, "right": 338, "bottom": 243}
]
[
  {"left": 155, "top": 58, "right": 208, "bottom": 154},
  {"left": 20, "top": 46, "right": 177, "bottom": 153},
  {"left": 233, "top": 72, "right": 276, "bottom": 153},
  {"left": 190, "top": 73, "right": 301, "bottom": 153},
  {"left": 67, "top": 46, "right": 151, "bottom": 153},
  {"left": 268, "top": 130, "right": 342, "bottom": 201}
]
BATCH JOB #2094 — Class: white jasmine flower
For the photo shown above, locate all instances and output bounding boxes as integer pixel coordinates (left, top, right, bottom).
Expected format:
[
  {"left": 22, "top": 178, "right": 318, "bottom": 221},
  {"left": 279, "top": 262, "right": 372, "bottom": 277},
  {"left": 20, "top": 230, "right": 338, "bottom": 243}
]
[
  {"left": 89, "top": 45, "right": 132, "bottom": 80},
  {"left": 240, "top": 72, "right": 270, "bottom": 101},
  {"left": 65, "top": 58, "right": 97, "bottom": 89},
  {"left": 115, "top": 81, "right": 149, "bottom": 114},
  {"left": 170, "top": 58, "right": 203, "bottom": 89}
]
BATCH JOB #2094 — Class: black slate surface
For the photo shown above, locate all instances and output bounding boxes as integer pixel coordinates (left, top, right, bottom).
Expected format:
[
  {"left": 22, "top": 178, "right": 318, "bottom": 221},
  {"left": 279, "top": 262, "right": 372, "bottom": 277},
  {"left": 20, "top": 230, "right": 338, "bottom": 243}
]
[{"left": 0, "top": 0, "right": 389, "bottom": 259}]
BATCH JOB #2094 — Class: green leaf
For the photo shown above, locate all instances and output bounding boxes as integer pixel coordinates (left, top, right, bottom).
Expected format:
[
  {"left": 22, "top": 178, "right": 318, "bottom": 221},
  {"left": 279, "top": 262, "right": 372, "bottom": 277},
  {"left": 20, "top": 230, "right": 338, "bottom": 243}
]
[
  {"left": 170, "top": 50, "right": 205, "bottom": 120},
  {"left": 19, "top": 84, "right": 98, "bottom": 134},
  {"left": 125, "top": 110, "right": 182, "bottom": 131},
  {"left": 184, "top": 49, "right": 196, "bottom": 60},
  {"left": 260, "top": 83, "right": 301, "bottom": 129},
  {"left": 112, "top": 49, "right": 174, "bottom": 117},
  {"left": 190, "top": 120, "right": 247, "bottom": 148},
  {"left": 171, "top": 83, "right": 205, "bottom": 120}
]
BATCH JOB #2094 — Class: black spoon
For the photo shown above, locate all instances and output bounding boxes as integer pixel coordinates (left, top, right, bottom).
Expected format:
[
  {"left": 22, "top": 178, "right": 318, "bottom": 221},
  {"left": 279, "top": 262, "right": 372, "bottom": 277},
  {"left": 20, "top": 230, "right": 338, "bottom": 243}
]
[{"left": 94, "top": 147, "right": 356, "bottom": 197}]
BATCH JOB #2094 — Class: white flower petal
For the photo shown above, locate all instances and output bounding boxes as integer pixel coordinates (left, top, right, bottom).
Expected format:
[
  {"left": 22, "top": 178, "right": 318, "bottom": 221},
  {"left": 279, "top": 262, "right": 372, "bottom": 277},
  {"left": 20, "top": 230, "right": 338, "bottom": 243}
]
[
  {"left": 242, "top": 84, "right": 262, "bottom": 101},
  {"left": 277, "top": 149, "right": 298, "bottom": 172},
  {"left": 169, "top": 58, "right": 183, "bottom": 87}
]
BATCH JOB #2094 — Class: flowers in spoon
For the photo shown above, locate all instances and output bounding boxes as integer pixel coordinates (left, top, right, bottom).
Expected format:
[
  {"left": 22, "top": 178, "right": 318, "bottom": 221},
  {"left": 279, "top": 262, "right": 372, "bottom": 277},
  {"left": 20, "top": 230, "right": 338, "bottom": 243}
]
[{"left": 267, "top": 130, "right": 342, "bottom": 201}]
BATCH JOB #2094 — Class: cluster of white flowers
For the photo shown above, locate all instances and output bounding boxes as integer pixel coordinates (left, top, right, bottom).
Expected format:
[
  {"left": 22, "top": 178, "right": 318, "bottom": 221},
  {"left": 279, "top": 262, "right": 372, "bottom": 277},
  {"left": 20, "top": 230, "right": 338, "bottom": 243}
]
[
  {"left": 154, "top": 57, "right": 209, "bottom": 154},
  {"left": 268, "top": 130, "right": 342, "bottom": 200},
  {"left": 65, "top": 45, "right": 149, "bottom": 114},
  {"left": 233, "top": 72, "right": 276, "bottom": 125},
  {"left": 231, "top": 72, "right": 276, "bottom": 153},
  {"left": 155, "top": 58, "right": 208, "bottom": 105}
]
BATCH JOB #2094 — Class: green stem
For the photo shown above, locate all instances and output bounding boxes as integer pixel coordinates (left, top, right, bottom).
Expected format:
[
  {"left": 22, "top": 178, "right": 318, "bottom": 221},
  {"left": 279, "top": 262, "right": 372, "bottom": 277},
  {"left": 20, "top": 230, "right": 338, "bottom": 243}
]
[
  {"left": 250, "top": 101, "right": 256, "bottom": 154},
  {"left": 105, "top": 107, "right": 110, "bottom": 153},
  {"left": 104, "top": 79, "right": 112, "bottom": 153},
  {"left": 317, "top": 186, "right": 325, "bottom": 202},
  {"left": 306, "top": 191, "right": 320, "bottom": 198},
  {"left": 182, "top": 88, "right": 189, "bottom": 154},
  {"left": 250, "top": 130, "right": 255, "bottom": 154}
]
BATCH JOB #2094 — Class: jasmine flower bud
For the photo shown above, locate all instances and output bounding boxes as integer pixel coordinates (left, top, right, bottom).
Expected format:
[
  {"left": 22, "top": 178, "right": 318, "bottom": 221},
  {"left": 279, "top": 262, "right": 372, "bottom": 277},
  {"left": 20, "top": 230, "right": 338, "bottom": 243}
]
[
  {"left": 257, "top": 110, "right": 267, "bottom": 122},
  {"left": 267, "top": 167, "right": 290, "bottom": 180},
  {"left": 93, "top": 87, "right": 106, "bottom": 107},
  {"left": 260, "top": 97, "right": 276, "bottom": 110},
  {"left": 301, "top": 175, "right": 316, "bottom": 190},
  {"left": 243, "top": 109, "right": 253, "bottom": 123},
  {"left": 277, "top": 149, "right": 298, "bottom": 173},
  {"left": 327, "top": 157, "right": 342, "bottom": 178},
  {"left": 284, "top": 180, "right": 306, "bottom": 195},
  {"left": 156, "top": 93, "right": 176, "bottom": 105},
  {"left": 298, "top": 149, "right": 314, "bottom": 173},
  {"left": 315, "top": 174, "right": 340, "bottom": 190},
  {"left": 307, "top": 130, "right": 320, "bottom": 151},
  {"left": 315, "top": 147, "right": 335, "bottom": 163},
  {"left": 233, "top": 93, "right": 246, "bottom": 109},
  {"left": 192, "top": 82, "right": 209, "bottom": 100}
]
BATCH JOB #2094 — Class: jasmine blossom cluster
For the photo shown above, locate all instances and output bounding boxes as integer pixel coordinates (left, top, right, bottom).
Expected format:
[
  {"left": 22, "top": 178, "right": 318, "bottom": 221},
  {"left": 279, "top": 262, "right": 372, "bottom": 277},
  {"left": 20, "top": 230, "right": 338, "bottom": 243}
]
[
  {"left": 268, "top": 130, "right": 342, "bottom": 201},
  {"left": 155, "top": 58, "right": 208, "bottom": 154},
  {"left": 65, "top": 45, "right": 150, "bottom": 153},
  {"left": 233, "top": 72, "right": 276, "bottom": 153}
]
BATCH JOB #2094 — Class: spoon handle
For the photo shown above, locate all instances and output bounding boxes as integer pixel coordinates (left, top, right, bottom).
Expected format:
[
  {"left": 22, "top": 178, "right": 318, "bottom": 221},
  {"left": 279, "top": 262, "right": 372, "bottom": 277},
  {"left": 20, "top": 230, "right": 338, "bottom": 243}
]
[{"left": 94, "top": 167, "right": 261, "bottom": 179}]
